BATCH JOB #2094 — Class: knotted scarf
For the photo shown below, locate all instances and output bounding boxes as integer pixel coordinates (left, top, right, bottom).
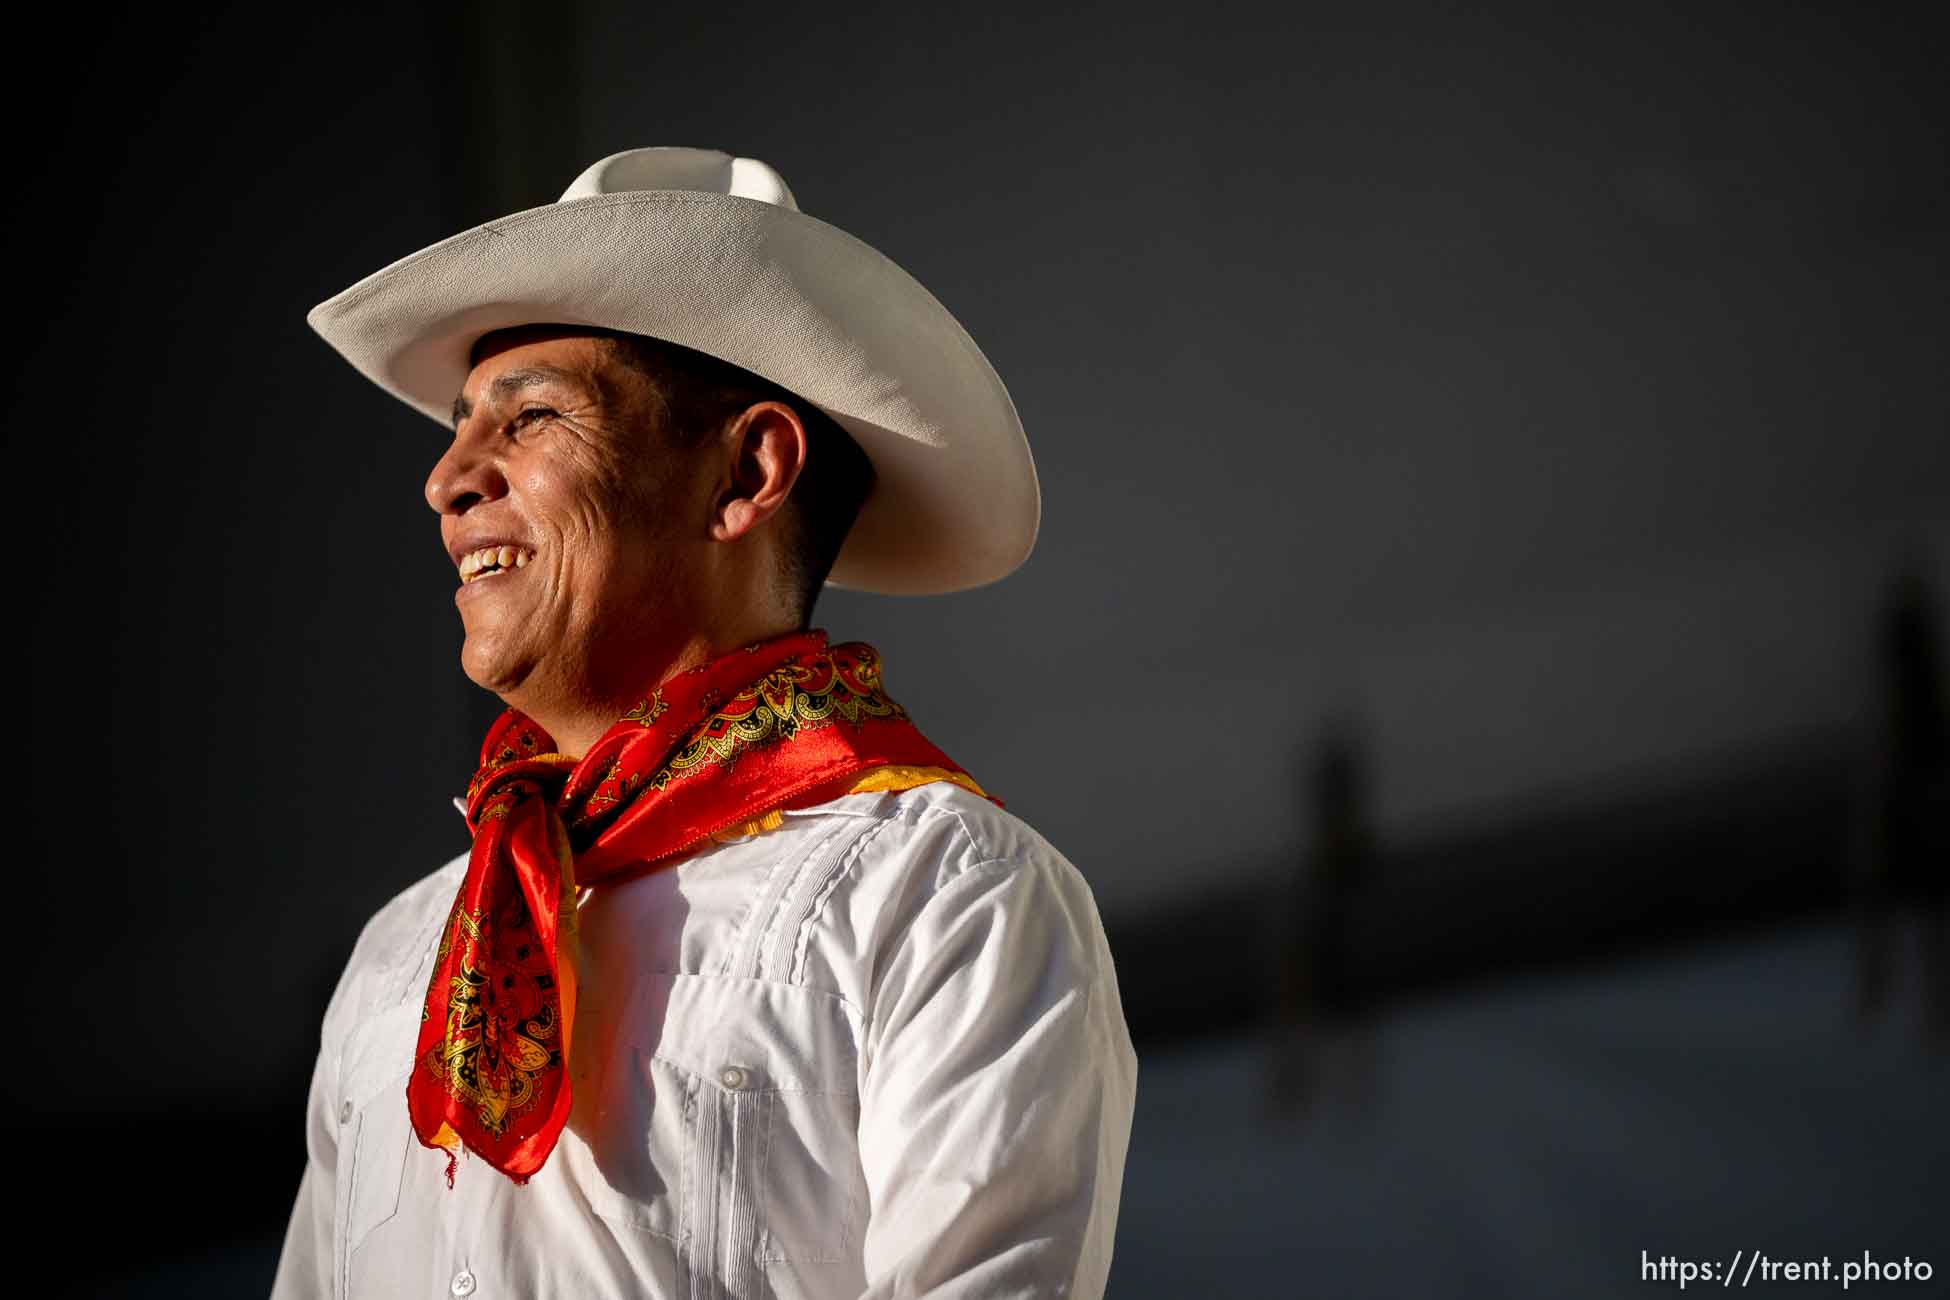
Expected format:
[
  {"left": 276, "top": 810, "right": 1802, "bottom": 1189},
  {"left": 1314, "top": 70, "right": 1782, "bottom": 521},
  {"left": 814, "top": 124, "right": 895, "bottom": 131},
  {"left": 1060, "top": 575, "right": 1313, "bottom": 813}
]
[{"left": 409, "top": 628, "right": 991, "bottom": 1184}]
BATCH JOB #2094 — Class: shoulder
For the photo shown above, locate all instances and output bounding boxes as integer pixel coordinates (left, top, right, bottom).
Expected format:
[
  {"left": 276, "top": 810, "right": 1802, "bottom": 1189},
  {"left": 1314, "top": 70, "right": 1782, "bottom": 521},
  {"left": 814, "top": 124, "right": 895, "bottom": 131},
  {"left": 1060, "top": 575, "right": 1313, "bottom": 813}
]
[
  {"left": 318, "top": 850, "right": 469, "bottom": 1050},
  {"left": 795, "top": 779, "right": 1093, "bottom": 902},
  {"left": 345, "top": 850, "right": 469, "bottom": 979},
  {"left": 790, "top": 780, "right": 1115, "bottom": 984},
  {"left": 831, "top": 779, "right": 1069, "bottom": 879}
]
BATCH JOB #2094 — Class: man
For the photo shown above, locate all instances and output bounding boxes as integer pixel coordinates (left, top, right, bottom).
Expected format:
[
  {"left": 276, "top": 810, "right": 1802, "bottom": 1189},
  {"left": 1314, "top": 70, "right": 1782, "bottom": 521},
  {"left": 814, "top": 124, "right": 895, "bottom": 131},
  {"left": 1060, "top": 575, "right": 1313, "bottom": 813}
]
[{"left": 272, "top": 147, "right": 1137, "bottom": 1299}]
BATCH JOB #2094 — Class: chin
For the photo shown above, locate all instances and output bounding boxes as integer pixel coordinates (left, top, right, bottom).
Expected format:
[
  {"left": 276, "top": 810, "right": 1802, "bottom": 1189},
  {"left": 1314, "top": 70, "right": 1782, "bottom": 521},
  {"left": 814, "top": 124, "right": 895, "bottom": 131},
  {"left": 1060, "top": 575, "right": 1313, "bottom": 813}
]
[{"left": 459, "top": 633, "right": 537, "bottom": 699}]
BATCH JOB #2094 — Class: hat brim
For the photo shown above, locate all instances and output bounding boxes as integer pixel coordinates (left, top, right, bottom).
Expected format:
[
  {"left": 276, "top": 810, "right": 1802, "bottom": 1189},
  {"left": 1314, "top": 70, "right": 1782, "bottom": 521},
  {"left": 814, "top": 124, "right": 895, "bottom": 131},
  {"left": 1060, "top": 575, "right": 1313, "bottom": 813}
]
[{"left": 307, "top": 190, "right": 1039, "bottom": 595}]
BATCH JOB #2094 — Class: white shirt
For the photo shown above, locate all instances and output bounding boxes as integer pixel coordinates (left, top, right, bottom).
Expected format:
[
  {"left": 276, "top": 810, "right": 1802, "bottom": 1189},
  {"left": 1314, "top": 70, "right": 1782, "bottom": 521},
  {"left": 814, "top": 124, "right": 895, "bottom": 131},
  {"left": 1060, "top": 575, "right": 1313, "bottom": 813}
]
[{"left": 271, "top": 781, "right": 1138, "bottom": 1299}]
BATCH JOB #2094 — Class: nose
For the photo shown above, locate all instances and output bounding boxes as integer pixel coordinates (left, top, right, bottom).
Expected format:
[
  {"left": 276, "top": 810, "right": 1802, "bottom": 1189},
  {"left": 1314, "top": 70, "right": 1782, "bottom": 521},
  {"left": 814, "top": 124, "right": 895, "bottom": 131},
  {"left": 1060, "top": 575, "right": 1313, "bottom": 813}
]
[{"left": 425, "top": 428, "right": 507, "bottom": 517}]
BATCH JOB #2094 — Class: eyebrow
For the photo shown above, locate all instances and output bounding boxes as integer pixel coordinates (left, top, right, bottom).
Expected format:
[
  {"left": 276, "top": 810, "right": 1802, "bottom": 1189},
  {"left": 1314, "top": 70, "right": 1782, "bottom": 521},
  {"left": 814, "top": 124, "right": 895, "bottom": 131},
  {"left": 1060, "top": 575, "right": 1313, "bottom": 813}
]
[{"left": 450, "top": 365, "right": 583, "bottom": 430}]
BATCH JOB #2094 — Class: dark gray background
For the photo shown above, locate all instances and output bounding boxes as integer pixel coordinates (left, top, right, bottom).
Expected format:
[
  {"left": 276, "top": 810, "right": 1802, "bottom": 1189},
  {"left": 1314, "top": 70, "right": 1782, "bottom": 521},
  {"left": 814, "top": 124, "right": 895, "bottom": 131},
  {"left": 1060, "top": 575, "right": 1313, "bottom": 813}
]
[{"left": 13, "top": 0, "right": 1944, "bottom": 1294}]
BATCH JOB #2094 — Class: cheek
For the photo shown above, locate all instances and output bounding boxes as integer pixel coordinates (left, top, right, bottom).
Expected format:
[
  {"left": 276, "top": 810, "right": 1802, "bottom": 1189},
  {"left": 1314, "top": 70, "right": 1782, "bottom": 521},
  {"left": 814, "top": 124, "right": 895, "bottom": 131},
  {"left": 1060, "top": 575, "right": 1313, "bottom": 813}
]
[
  {"left": 519, "top": 460, "right": 612, "bottom": 540},
  {"left": 608, "top": 455, "right": 701, "bottom": 538},
  {"left": 522, "top": 440, "right": 699, "bottom": 560}
]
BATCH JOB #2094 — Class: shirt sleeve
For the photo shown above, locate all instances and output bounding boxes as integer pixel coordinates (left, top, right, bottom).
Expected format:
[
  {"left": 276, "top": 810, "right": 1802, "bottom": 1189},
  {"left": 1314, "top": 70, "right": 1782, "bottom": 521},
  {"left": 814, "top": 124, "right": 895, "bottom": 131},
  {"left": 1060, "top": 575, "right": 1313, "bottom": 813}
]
[
  {"left": 270, "top": 1036, "right": 341, "bottom": 1299},
  {"left": 268, "top": 851, "right": 467, "bottom": 1298},
  {"left": 856, "top": 849, "right": 1139, "bottom": 1298},
  {"left": 272, "top": 886, "right": 402, "bottom": 1300}
]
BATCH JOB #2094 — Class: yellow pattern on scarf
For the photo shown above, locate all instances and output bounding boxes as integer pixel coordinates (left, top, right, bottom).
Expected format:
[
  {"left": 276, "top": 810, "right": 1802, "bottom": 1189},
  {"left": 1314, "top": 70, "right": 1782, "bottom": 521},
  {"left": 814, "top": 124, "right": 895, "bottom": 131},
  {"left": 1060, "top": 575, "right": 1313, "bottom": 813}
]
[{"left": 705, "top": 764, "right": 988, "bottom": 843}]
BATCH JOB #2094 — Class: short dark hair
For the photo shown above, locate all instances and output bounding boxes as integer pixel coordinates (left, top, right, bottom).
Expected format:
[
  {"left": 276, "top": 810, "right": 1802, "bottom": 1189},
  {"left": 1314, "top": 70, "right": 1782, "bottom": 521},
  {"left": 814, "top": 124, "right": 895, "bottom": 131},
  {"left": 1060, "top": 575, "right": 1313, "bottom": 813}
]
[{"left": 595, "top": 330, "right": 877, "bottom": 626}]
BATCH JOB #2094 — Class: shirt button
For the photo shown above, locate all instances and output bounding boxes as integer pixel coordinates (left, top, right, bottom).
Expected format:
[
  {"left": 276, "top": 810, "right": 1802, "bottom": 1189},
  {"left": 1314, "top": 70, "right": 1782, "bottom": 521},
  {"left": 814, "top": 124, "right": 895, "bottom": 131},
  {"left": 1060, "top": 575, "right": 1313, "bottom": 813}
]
[
  {"left": 338, "top": 1101, "right": 353, "bottom": 1125},
  {"left": 719, "top": 1065, "right": 750, "bottom": 1090},
  {"left": 450, "top": 1270, "right": 477, "bottom": 1297}
]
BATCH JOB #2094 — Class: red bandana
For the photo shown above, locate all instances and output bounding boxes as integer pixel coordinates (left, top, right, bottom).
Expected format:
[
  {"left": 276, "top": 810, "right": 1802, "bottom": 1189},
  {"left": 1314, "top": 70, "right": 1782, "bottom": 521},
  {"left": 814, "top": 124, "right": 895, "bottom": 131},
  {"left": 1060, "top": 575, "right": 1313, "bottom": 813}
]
[{"left": 408, "top": 628, "right": 990, "bottom": 1184}]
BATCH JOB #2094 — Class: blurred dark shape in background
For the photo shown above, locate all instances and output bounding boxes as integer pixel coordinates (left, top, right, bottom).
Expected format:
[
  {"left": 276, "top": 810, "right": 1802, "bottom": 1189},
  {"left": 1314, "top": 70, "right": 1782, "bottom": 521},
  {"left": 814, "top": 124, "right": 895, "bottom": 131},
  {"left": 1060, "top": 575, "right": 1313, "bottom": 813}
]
[
  {"left": 10, "top": 0, "right": 1944, "bottom": 1295},
  {"left": 1853, "top": 550, "right": 1948, "bottom": 1044},
  {"left": 1267, "top": 718, "right": 1381, "bottom": 1124},
  {"left": 1112, "top": 718, "right": 1865, "bottom": 1051}
]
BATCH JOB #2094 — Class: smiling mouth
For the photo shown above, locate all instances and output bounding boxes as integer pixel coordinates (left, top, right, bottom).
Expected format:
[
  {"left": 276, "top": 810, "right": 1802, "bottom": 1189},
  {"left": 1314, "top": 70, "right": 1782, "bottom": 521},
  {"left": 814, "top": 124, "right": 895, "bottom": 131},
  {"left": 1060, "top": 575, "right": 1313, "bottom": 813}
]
[{"left": 458, "top": 545, "right": 534, "bottom": 584}]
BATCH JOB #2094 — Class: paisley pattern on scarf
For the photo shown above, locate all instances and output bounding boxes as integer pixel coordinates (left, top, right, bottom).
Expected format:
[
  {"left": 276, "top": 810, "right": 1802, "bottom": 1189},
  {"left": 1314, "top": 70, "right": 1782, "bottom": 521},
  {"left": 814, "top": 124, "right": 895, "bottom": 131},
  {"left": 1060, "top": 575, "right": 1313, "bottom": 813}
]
[
  {"left": 654, "top": 643, "right": 902, "bottom": 788},
  {"left": 422, "top": 892, "right": 561, "bottom": 1139}
]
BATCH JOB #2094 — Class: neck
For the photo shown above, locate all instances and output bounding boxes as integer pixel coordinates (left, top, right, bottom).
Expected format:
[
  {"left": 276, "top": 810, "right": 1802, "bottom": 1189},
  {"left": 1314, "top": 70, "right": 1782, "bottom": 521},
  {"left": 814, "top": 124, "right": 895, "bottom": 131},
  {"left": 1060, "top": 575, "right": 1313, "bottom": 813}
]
[{"left": 507, "top": 614, "right": 803, "bottom": 758}]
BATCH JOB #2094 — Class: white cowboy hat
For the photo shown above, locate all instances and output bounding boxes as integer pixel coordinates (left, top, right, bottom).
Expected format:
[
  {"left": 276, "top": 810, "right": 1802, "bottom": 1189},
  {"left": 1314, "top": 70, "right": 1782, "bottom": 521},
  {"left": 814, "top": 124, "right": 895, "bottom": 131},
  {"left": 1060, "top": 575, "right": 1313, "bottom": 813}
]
[{"left": 307, "top": 146, "right": 1038, "bottom": 595}]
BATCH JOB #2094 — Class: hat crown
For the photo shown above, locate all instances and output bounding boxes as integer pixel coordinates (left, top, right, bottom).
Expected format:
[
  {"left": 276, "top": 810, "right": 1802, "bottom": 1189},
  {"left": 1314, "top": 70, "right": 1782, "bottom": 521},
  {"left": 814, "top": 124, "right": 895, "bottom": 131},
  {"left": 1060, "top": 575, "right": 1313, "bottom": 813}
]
[{"left": 558, "top": 146, "right": 799, "bottom": 212}]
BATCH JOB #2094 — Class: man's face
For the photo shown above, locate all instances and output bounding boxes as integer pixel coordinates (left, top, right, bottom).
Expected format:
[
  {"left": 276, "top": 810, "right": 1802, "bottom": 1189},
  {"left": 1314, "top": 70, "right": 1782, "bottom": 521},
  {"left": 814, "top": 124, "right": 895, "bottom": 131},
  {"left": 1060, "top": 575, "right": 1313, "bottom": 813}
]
[{"left": 426, "top": 327, "right": 717, "bottom": 707}]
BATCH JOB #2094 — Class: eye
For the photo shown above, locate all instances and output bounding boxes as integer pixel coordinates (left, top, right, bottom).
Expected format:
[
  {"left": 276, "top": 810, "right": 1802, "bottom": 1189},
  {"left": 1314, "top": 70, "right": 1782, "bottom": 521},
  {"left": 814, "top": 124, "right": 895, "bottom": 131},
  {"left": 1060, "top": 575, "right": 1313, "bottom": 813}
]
[{"left": 510, "top": 406, "right": 557, "bottom": 431}]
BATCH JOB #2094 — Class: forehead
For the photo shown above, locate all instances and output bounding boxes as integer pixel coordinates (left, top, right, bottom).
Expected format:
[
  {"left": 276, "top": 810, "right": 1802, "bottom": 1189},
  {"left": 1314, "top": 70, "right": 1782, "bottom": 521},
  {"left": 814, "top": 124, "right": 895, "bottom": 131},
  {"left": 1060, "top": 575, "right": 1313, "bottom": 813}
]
[
  {"left": 453, "top": 327, "right": 638, "bottom": 427},
  {"left": 466, "top": 324, "right": 623, "bottom": 375}
]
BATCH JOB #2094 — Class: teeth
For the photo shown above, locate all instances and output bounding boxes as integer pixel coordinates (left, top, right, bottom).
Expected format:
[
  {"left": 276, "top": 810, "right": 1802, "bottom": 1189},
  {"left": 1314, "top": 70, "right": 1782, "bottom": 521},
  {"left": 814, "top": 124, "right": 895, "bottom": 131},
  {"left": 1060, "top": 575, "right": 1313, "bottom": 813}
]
[{"left": 458, "top": 545, "right": 533, "bottom": 583}]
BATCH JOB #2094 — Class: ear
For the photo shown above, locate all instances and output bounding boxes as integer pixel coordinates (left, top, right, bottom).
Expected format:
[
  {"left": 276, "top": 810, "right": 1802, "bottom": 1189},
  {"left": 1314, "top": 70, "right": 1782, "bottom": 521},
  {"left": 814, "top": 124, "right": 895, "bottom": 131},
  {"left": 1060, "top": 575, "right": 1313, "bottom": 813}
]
[{"left": 710, "top": 401, "right": 808, "bottom": 543}]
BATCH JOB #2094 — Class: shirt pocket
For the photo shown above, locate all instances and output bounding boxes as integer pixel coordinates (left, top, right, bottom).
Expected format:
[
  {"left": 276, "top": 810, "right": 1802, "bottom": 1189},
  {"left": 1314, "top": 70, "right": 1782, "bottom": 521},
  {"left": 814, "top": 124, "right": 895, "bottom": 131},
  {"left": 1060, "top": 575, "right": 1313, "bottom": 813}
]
[
  {"left": 758, "top": 1076, "right": 864, "bottom": 1263},
  {"left": 653, "top": 974, "right": 868, "bottom": 1267},
  {"left": 336, "top": 1002, "right": 419, "bottom": 1276},
  {"left": 558, "top": 1041, "right": 693, "bottom": 1244}
]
